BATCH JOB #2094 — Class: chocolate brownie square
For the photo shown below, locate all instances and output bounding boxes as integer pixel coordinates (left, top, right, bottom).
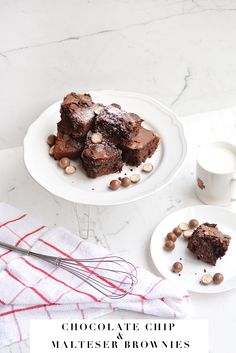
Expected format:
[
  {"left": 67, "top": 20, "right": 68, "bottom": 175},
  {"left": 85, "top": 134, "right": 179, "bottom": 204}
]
[
  {"left": 120, "top": 126, "right": 160, "bottom": 166},
  {"left": 58, "top": 92, "right": 99, "bottom": 138},
  {"left": 53, "top": 131, "right": 84, "bottom": 160},
  {"left": 95, "top": 105, "right": 142, "bottom": 144},
  {"left": 187, "top": 223, "right": 231, "bottom": 265},
  {"left": 81, "top": 135, "right": 123, "bottom": 178}
]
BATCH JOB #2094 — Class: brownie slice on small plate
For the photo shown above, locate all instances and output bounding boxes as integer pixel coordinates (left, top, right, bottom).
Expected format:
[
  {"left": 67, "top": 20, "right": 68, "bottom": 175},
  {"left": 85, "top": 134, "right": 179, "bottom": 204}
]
[
  {"left": 187, "top": 223, "right": 231, "bottom": 265},
  {"left": 53, "top": 131, "right": 84, "bottom": 160},
  {"left": 81, "top": 135, "right": 123, "bottom": 178},
  {"left": 120, "top": 126, "right": 160, "bottom": 166},
  {"left": 95, "top": 105, "right": 142, "bottom": 144}
]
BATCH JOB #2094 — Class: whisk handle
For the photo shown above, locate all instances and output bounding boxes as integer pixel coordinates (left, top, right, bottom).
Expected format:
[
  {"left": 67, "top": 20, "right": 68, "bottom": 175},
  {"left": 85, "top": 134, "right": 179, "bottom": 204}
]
[
  {"left": 0, "top": 241, "right": 31, "bottom": 256},
  {"left": 0, "top": 241, "right": 57, "bottom": 262}
]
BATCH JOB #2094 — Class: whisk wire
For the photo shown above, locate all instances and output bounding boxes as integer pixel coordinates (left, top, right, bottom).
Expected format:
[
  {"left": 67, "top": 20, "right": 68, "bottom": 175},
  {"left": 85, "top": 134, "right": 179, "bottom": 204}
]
[{"left": 0, "top": 241, "right": 138, "bottom": 299}]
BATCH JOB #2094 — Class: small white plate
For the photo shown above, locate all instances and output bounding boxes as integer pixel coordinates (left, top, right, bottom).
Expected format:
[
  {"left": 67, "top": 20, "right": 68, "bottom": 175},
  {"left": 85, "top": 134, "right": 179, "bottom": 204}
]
[
  {"left": 24, "top": 90, "right": 186, "bottom": 205},
  {"left": 150, "top": 205, "right": 236, "bottom": 293}
]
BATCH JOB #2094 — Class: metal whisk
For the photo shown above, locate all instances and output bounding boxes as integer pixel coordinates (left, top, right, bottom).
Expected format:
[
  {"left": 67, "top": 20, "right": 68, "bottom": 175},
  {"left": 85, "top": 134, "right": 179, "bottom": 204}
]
[{"left": 0, "top": 241, "right": 138, "bottom": 299}]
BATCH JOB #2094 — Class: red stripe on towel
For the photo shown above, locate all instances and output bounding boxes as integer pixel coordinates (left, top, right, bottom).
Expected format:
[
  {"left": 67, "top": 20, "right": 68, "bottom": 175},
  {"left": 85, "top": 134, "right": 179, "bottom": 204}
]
[
  {"left": 5, "top": 269, "right": 52, "bottom": 304},
  {"left": 0, "top": 214, "right": 27, "bottom": 228}
]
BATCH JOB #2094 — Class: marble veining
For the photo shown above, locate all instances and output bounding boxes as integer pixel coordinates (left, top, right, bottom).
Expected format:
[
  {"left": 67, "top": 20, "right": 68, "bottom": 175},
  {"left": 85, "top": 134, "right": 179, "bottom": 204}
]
[
  {"left": 1, "top": 0, "right": 236, "bottom": 149},
  {"left": 1, "top": 1, "right": 236, "bottom": 352},
  {"left": 171, "top": 67, "right": 192, "bottom": 106}
]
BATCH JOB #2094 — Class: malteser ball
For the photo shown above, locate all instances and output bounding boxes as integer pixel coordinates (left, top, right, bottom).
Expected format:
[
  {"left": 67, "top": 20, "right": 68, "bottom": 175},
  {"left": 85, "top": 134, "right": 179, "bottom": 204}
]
[
  {"left": 121, "top": 177, "right": 131, "bottom": 187},
  {"left": 173, "top": 227, "right": 182, "bottom": 237},
  {"left": 130, "top": 174, "right": 141, "bottom": 183},
  {"left": 59, "top": 157, "right": 70, "bottom": 169},
  {"left": 166, "top": 232, "right": 177, "bottom": 242},
  {"left": 109, "top": 179, "right": 121, "bottom": 190},
  {"left": 213, "top": 273, "right": 224, "bottom": 284},
  {"left": 47, "top": 134, "right": 56, "bottom": 146},
  {"left": 142, "top": 163, "right": 153, "bottom": 173},
  {"left": 49, "top": 145, "right": 55, "bottom": 156},
  {"left": 189, "top": 219, "right": 199, "bottom": 229},
  {"left": 65, "top": 165, "right": 76, "bottom": 175},
  {"left": 91, "top": 132, "right": 103, "bottom": 144},
  {"left": 172, "top": 262, "right": 183, "bottom": 273},
  {"left": 201, "top": 274, "right": 213, "bottom": 285},
  {"left": 164, "top": 240, "right": 175, "bottom": 251}
]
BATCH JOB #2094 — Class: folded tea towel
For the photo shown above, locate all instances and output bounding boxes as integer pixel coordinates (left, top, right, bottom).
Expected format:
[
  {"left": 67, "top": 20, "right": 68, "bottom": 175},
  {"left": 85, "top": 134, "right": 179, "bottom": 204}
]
[{"left": 0, "top": 203, "right": 191, "bottom": 348}]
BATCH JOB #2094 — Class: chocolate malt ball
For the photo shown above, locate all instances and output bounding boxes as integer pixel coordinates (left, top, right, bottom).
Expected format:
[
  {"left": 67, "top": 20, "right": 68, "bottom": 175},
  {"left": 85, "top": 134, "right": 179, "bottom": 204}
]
[
  {"left": 130, "top": 174, "right": 141, "bottom": 183},
  {"left": 173, "top": 227, "right": 182, "bottom": 237},
  {"left": 164, "top": 240, "right": 175, "bottom": 251},
  {"left": 189, "top": 219, "right": 199, "bottom": 229},
  {"left": 65, "top": 165, "right": 76, "bottom": 175},
  {"left": 109, "top": 179, "right": 121, "bottom": 190},
  {"left": 47, "top": 134, "right": 56, "bottom": 146},
  {"left": 121, "top": 177, "right": 131, "bottom": 187},
  {"left": 59, "top": 157, "right": 70, "bottom": 169},
  {"left": 172, "top": 262, "right": 183, "bottom": 273},
  {"left": 166, "top": 232, "right": 177, "bottom": 242},
  {"left": 201, "top": 274, "right": 213, "bottom": 285},
  {"left": 213, "top": 273, "right": 224, "bottom": 285}
]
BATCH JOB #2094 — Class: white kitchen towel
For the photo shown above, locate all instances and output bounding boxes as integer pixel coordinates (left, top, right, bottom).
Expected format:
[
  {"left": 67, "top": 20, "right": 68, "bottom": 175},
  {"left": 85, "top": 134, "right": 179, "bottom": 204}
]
[{"left": 0, "top": 203, "right": 191, "bottom": 348}]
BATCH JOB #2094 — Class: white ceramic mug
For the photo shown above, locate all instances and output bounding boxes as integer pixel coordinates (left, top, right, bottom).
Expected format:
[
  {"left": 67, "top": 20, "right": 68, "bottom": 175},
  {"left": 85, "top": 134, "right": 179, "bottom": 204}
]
[{"left": 195, "top": 141, "right": 236, "bottom": 206}]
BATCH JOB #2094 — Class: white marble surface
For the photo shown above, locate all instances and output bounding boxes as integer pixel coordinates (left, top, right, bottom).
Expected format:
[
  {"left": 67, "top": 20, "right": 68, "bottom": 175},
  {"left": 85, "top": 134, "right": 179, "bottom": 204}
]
[
  {"left": 0, "top": 107, "right": 236, "bottom": 353},
  {"left": 1, "top": 1, "right": 236, "bottom": 352},
  {"left": 1, "top": 0, "right": 236, "bottom": 150}
]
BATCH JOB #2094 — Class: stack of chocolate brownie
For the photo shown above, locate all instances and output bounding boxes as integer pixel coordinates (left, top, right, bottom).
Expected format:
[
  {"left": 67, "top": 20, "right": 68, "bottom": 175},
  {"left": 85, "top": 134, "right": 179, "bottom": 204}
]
[{"left": 53, "top": 92, "right": 160, "bottom": 178}]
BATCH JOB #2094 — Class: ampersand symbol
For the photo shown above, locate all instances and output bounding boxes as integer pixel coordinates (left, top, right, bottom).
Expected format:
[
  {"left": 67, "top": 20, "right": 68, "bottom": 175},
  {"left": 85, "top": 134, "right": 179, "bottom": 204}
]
[{"left": 117, "top": 332, "right": 124, "bottom": 340}]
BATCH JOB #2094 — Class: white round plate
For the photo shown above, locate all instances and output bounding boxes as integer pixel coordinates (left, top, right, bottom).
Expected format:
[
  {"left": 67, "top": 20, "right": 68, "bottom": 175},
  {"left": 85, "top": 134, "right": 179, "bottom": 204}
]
[
  {"left": 24, "top": 90, "right": 186, "bottom": 205},
  {"left": 150, "top": 205, "right": 236, "bottom": 293}
]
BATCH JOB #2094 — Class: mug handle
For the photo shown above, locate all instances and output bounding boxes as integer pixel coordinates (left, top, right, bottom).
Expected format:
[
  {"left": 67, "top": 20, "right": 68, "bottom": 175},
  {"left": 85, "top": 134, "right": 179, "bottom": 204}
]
[{"left": 231, "top": 175, "right": 236, "bottom": 201}]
